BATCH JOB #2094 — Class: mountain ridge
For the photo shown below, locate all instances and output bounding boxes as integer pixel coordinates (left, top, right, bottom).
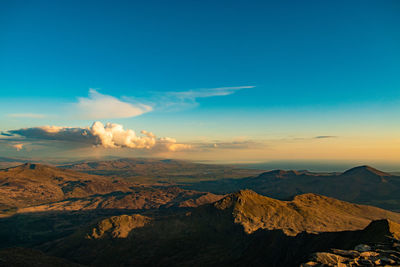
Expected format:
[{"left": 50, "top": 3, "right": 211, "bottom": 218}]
[
  {"left": 188, "top": 165, "right": 400, "bottom": 211},
  {"left": 209, "top": 189, "right": 400, "bottom": 235}
]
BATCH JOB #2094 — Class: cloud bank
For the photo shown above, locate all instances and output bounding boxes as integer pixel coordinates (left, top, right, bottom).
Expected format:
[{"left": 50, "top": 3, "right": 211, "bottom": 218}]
[{"left": 5, "top": 122, "right": 191, "bottom": 152}]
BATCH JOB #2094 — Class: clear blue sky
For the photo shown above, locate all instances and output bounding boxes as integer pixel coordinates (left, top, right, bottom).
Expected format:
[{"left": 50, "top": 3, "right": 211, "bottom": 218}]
[{"left": 0, "top": 0, "right": 399, "bottom": 165}]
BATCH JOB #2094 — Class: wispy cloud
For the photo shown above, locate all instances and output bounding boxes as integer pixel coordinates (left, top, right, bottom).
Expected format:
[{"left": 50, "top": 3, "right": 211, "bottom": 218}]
[
  {"left": 169, "top": 86, "right": 254, "bottom": 99},
  {"left": 73, "top": 89, "right": 152, "bottom": 119},
  {"left": 314, "top": 135, "right": 338, "bottom": 139},
  {"left": 3, "top": 86, "right": 253, "bottom": 121},
  {"left": 7, "top": 113, "right": 46, "bottom": 118},
  {"left": 152, "top": 86, "right": 255, "bottom": 111},
  {"left": 186, "top": 139, "right": 265, "bottom": 151}
]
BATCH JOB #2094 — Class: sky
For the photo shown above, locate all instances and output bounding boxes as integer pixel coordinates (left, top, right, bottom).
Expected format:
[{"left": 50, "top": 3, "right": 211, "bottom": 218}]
[{"left": 0, "top": 0, "right": 400, "bottom": 168}]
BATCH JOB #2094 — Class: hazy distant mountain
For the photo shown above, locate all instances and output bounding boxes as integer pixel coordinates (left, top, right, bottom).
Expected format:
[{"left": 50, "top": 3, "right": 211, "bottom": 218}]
[
  {"left": 188, "top": 165, "right": 400, "bottom": 211},
  {"left": 37, "top": 190, "right": 400, "bottom": 266},
  {"left": 0, "top": 157, "right": 34, "bottom": 169}
]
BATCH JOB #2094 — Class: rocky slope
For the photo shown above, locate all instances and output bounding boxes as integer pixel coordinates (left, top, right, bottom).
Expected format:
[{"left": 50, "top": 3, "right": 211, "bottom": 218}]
[
  {"left": 38, "top": 190, "right": 400, "bottom": 266},
  {"left": 301, "top": 219, "right": 400, "bottom": 266},
  {"left": 87, "top": 214, "right": 151, "bottom": 239}
]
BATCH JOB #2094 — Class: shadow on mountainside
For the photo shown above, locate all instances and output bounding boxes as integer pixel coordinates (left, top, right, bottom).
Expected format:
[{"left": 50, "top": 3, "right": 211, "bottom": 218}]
[
  {"left": 1, "top": 190, "right": 400, "bottom": 266},
  {"left": 1, "top": 210, "right": 399, "bottom": 266}
]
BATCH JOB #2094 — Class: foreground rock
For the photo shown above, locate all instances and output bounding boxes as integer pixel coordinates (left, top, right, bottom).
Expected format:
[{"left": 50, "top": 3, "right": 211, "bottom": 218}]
[{"left": 301, "top": 219, "right": 400, "bottom": 266}]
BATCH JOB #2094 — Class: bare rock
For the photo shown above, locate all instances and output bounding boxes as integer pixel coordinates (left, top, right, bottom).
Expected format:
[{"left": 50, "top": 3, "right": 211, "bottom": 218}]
[
  {"left": 311, "top": 252, "right": 348, "bottom": 265},
  {"left": 354, "top": 244, "right": 371, "bottom": 252}
]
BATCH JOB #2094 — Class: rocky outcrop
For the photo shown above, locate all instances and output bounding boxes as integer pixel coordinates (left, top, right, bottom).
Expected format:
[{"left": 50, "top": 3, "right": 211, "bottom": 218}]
[
  {"left": 87, "top": 214, "right": 151, "bottom": 239},
  {"left": 301, "top": 219, "right": 400, "bottom": 266}
]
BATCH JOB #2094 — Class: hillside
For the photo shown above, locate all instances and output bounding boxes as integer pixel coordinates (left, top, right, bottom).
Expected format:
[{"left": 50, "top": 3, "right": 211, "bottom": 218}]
[
  {"left": 0, "top": 163, "right": 222, "bottom": 217},
  {"left": 0, "top": 163, "right": 129, "bottom": 212},
  {"left": 37, "top": 190, "right": 400, "bottom": 266},
  {"left": 210, "top": 189, "right": 400, "bottom": 235},
  {"left": 188, "top": 165, "right": 400, "bottom": 211}
]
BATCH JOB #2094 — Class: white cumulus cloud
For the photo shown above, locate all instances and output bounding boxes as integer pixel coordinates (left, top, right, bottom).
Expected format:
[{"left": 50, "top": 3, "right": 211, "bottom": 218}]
[
  {"left": 157, "top": 137, "right": 192, "bottom": 152},
  {"left": 91, "top": 121, "right": 156, "bottom": 149}
]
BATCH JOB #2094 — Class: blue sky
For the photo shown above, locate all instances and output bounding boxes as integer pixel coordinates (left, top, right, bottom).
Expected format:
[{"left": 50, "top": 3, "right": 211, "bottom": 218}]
[{"left": 1, "top": 0, "right": 399, "bottom": 165}]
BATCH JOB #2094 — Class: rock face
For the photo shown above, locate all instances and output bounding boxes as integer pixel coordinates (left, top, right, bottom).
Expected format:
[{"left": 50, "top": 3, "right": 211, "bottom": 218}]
[
  {"left": 303, "top": 241, "right": 400, "bottom": 266},
  {"left": 301, "top": 219, "right": 400, "bottom": 267},
  {"left": 87, "top": 214, "right": 151, "bottom": 239}
]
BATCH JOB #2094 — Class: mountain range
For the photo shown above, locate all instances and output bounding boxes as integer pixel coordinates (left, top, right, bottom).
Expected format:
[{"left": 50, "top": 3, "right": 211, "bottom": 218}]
[
  {"left": 0, "top": 161, "right": 399, "bottom": 266},
  {"left": 187, "top": 165, "right": 400, "bottom": 211}
]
